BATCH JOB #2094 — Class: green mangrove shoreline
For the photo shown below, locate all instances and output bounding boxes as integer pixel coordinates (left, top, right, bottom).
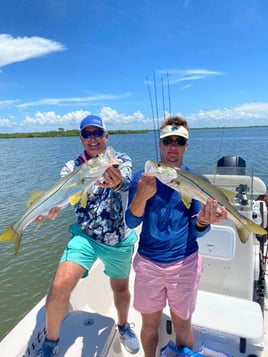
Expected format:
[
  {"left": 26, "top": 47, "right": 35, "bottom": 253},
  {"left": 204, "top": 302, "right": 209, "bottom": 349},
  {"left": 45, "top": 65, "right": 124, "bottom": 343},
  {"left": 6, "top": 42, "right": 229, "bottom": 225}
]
[
  {"left": 0, "top": 125, "right": 267, "bottom": 139},
  {"left": 0, "top": 129, "right": 149, "bottom": 139}
]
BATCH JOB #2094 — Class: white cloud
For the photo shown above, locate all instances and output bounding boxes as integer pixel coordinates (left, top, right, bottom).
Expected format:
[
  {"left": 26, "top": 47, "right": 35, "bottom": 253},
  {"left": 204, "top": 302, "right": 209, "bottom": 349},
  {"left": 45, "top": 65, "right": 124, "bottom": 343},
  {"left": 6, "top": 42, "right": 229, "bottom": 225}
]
[
  {"left": 16, "top": 93, "right": 131, "bottom": 109},
  {"left": 187, "top": 102, "right": 268, "bottom": 127},
  {"left": 1, "top": 102, "right": 268, "bottom": 133},
  {"left": 180, "top": 84, "right": 192, "bottom": 91},
  {"left": 0, "top": 117, "right": 14, "bottom": 127},
  {"left": 0, "top": 34, "right": 66, "bottom": 68},
  {"left": 0, "top": 99, "right": 20, "bottom": 107},
  {"left": 234, "top": 102, "right": 268, "bottom": 114},
  {"left": 20, "top": 107, "right": 147, "bottom": 131},
  {"left": 99, "top": 107, "right": 145, "bottom": 128},
  {"left": 23, "top": 110, "right": 88, "bottom": 128},
  {"left": 159, "top": 69, "right": 224, "bottom": 76},
  {"left": 156, "top": 68, "right": 224, "bottom": 86}
]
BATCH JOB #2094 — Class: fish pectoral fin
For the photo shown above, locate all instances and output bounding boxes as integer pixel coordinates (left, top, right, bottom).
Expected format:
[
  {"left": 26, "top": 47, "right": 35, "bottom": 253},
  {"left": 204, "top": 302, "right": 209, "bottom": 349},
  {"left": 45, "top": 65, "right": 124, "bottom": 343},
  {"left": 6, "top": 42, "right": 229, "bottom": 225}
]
[
  {"left": 218, "top": 187, "right": 236, "bottom": 204},
  {"left": 180, "top": 192, "right": 192, "bottom": 209},
  {"left": 80, "top": 191, "right": 88, "bottom": 208},
  {"left": 69, "top": 192, "right": 82, "bottom": 205},
  {"left": 26, "top": 191, "right": 44, "bottom": 207},
  {"left": 69, "top": 190, "right": 88, "bottom": 207}
]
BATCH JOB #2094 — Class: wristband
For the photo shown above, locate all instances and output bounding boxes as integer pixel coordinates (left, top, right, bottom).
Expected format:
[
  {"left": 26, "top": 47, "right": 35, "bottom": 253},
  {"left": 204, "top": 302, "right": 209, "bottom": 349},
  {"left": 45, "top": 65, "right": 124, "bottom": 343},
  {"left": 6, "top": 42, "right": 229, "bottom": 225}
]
[
  {"left": 112, "top": 182, "right": 122, "bottom": 191},
  {"left": 196, "top": 215, "right": 209, "bottom": 227}
]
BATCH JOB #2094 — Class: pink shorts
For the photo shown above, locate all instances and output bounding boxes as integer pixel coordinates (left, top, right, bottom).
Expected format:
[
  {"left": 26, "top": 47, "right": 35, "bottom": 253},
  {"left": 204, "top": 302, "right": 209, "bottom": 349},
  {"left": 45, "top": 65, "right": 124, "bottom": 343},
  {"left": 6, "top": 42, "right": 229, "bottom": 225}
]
[{"left": 133, "top": 252, "right": 203, "bottom": 320}]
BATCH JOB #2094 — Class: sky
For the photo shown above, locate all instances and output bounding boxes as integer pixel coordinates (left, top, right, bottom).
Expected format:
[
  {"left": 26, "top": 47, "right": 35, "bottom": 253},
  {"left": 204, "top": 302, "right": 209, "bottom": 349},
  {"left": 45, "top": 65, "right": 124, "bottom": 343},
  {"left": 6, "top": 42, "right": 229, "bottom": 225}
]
[{"left": 1, "top": 0, "right": 268, "bottom": 133}]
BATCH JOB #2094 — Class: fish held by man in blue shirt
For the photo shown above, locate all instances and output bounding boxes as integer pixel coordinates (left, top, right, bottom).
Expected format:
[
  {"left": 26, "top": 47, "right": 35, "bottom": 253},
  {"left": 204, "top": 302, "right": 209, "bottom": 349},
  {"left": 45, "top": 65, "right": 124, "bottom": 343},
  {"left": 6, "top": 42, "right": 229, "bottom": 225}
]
[
  {"left": 144, "top": 160, "right": 266, "bottom": 244},
  {"left": 0, "top": 147, "right": 121, "bottom": 255}
]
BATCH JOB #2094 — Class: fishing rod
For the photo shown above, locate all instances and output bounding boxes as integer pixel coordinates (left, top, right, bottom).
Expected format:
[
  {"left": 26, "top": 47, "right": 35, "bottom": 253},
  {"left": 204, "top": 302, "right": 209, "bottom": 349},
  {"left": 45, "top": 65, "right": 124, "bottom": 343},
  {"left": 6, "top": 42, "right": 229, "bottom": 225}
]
[
  {"left": 211, "top": 126, "right": 226, "bottom": 185},
  {"left": 146, "top": 71, "right": 173, "bottom": 162},
  {"left": 154, "top": 71, "right": 162, "bottom": 133},
  {"left": 161, "top": 77, "right": 166, "bottom": 121},
  {"left": 146, "top": 76, "right": 159, "bottom": 162},
  {"left": 161, "top": 73, "right": 172, "bottom": 120},
  {"left": 166, "top": 72, "right": 172, "bottom": 115}
]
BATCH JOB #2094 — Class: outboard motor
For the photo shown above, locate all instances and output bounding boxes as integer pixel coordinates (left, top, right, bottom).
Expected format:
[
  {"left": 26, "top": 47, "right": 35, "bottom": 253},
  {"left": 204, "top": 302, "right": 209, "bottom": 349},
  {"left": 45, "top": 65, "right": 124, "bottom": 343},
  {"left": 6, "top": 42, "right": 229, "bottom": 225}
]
[
  {"left": 217, "top": 156, "right": 249, "bottom": 205},
  {"left": 216, "top": 156, "right": 246, "bottom": 175}
]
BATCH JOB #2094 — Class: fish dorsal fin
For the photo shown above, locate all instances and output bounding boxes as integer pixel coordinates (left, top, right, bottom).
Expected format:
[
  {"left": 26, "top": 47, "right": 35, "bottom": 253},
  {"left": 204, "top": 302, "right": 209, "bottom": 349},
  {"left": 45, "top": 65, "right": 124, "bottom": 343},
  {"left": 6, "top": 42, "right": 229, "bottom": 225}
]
[
  {"left": 69, "top": 192, "right": 82, "bottom": 206},
  {"left": 80, "top": 191, "right": 88, "bottom": 208},
  {"left": 26, "top": 191, "right": 44, "bottom": 207},
  {"left": 180, "top": 192, "right": 192, "bottom": 209},
  {"left": 217, "top": 187, "right": 236, "bottom": 204}
]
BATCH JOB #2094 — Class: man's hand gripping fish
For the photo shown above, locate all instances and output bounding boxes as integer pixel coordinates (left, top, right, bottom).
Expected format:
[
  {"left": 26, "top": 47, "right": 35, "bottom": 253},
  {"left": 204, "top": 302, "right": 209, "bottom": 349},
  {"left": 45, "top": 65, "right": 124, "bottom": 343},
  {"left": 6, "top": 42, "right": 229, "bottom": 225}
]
[
  {"left": 145, "top": 160, "right": 266, "bottom": 244},
  {"left": 0, "top": 147, "right": 122, "bottom": 254}
]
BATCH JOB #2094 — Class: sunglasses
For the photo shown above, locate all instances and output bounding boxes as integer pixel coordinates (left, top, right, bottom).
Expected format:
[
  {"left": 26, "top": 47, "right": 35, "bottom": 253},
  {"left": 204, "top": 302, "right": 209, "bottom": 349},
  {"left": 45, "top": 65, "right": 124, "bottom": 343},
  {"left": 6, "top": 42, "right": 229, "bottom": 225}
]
[
  {"left": 162, "top": 136, "right": 187, "bottom": 146},
  {"left": 81, "top": 130, "right": 105, "bottom": 139}
]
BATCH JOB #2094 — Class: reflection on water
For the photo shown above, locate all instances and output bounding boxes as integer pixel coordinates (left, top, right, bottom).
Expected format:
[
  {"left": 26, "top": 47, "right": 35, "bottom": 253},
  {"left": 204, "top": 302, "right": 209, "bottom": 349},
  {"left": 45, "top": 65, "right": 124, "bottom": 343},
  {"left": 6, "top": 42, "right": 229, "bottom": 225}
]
[{"left": 0, "top": 127, "right": 267, "bottom": 340}]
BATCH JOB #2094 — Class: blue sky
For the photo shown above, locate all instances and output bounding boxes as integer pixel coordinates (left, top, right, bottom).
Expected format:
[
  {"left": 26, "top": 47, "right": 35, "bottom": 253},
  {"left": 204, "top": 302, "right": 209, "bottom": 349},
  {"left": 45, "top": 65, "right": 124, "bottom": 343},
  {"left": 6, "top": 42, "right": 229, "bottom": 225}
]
[{"left": 1, "top": 0, "right": 268, "bottom": 133}]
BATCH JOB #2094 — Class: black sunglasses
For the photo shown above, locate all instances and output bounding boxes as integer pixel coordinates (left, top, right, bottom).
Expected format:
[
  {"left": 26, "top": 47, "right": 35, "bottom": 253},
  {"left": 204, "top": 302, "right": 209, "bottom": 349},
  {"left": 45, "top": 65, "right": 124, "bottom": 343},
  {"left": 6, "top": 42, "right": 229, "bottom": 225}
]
[
  {"left": 81, "top": 130, "right": 105, "bottom": 139},
  {"left": 162, "top": 136, "right": 187, "bottom": 146}
]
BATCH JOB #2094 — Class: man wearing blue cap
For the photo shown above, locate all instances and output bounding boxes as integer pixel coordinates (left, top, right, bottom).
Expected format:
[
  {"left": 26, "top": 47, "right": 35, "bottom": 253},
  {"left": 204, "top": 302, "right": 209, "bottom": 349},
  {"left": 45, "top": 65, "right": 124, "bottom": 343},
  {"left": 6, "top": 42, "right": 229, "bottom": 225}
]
[{"left": 37, "top": 115, "right": 140, "bottom": 356}]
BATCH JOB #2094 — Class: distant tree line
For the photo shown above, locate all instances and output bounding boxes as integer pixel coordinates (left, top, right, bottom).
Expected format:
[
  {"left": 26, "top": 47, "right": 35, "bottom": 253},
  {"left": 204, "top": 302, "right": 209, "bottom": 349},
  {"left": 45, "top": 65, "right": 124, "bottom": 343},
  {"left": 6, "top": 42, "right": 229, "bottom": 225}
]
[
  {"left": 1, "top": 125, "right": 266, "bottom": 139},
  {"left": 0, "top": 129, "right": 150, "bottom": 139}
]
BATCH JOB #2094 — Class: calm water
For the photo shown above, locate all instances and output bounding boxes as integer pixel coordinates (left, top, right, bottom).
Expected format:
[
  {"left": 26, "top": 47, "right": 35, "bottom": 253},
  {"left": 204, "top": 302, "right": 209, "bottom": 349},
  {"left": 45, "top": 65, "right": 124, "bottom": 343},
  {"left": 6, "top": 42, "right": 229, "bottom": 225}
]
[{"left": 0, "top": 127, "right": 268, "bottom": 340}]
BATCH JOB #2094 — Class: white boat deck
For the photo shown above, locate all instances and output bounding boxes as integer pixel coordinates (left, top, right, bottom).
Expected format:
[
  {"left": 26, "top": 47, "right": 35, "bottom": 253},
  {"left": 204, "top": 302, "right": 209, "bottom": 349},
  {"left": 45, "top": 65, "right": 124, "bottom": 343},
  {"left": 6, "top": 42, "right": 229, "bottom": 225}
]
[
  {"left": 47, "top": 257, "right": 268, "bottom": 356},
  {"left": 0, "top": 168, "right": 267, "bottom": 356},
  {"left": 0, "top": 246, "right": 267, "bottom": 357},
  {"left": 1, "top": 222, "right": 268, "bottom": 356},
  {"left": 264, "top": 298, "right": 268, "bottom": 356}
]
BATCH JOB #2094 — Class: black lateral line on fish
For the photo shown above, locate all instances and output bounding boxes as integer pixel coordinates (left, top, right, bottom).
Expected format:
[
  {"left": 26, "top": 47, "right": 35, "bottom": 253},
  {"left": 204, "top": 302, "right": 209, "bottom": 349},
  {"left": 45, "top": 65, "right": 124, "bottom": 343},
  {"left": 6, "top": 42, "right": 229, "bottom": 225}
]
[
  {"left": 23, "top": 169, "right": 83, "bottom": 219},
  {"left": 177, "top": 169, "right": 225, "bottom": 207}
]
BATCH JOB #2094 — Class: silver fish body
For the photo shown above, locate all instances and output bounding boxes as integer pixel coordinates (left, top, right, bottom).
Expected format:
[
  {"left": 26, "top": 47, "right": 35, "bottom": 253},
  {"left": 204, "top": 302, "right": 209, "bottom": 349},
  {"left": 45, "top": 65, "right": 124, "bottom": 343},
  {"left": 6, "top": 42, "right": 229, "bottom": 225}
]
[
  {"left": 144, "top": 160, "right": 267, "bottom": 244},
  {"left": 0, "top": 147, "right": 121, "bottom": 254}
]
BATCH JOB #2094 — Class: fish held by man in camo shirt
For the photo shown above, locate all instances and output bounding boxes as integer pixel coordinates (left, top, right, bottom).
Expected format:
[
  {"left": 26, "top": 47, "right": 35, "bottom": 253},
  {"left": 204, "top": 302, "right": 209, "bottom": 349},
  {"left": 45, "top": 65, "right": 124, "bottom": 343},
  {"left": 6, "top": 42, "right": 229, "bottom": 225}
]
[{"left": 0, "top": 147, "right": 121, "bottom": 254}]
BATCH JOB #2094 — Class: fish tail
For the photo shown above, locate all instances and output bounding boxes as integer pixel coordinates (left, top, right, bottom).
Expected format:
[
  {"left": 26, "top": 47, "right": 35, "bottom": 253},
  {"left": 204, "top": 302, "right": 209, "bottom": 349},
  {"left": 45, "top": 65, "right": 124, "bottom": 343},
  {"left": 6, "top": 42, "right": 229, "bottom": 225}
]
[
  {"left": 237, "top": 218, "right": 267, "bottom": 244},
  {"left": 236, "top": 226, "right": 251, "bottom": 244},
  {"left": 0, "top": 225, "right": 16, "bottom": 242},
  {"left": 0, "top": 225, "right": 22, "bottom": 255},
  {"left": 246, "top": 218, "right": 267, "bottom": 236}
]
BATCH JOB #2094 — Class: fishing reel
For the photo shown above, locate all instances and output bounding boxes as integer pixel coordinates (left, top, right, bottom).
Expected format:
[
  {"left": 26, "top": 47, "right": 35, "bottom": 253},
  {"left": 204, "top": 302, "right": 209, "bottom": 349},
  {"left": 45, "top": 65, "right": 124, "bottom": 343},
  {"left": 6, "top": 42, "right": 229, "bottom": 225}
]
[{"left": 235, "top": 184, "right": 249, "bottom": 206}]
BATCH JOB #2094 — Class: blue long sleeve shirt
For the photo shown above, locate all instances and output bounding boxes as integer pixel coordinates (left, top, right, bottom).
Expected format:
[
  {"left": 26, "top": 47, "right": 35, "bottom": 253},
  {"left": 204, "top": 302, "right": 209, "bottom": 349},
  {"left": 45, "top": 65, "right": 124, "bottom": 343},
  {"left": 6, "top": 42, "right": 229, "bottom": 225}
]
[{"left": 125, "top": 165, "right": 210, "bottom": 263}]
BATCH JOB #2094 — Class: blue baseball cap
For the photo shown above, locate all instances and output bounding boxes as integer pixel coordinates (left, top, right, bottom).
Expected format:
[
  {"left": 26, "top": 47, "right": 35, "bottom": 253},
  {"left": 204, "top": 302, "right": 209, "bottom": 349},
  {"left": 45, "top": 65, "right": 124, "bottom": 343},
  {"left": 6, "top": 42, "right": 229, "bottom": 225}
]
[{"left": 80, "top": 115, "right": 107, "bottom": 131}]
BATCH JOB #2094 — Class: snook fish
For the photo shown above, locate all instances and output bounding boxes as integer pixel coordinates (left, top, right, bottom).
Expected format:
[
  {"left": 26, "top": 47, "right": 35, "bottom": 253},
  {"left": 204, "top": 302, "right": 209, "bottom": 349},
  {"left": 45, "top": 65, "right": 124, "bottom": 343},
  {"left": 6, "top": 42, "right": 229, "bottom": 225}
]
[
  {"left": 145, "top": 160, "right": 266, "bottom": 244},
  {"left": 0, "top": 147, "right": 121, "bottom": 254}
]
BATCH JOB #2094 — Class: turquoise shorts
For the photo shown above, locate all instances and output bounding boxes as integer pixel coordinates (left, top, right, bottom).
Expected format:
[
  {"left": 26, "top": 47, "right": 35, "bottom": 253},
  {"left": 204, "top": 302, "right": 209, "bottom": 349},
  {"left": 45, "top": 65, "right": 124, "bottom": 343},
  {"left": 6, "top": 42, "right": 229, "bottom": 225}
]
[{"left": 60, "top": 224, "right": 137, "bottom": 279}]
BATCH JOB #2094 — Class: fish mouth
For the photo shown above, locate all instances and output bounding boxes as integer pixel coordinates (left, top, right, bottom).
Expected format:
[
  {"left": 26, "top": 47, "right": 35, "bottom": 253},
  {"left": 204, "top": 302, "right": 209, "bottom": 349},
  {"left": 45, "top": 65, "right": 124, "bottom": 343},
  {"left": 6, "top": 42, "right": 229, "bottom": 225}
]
[{"left": 144, "top": 160, "right": 178, "bottom": 183}]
